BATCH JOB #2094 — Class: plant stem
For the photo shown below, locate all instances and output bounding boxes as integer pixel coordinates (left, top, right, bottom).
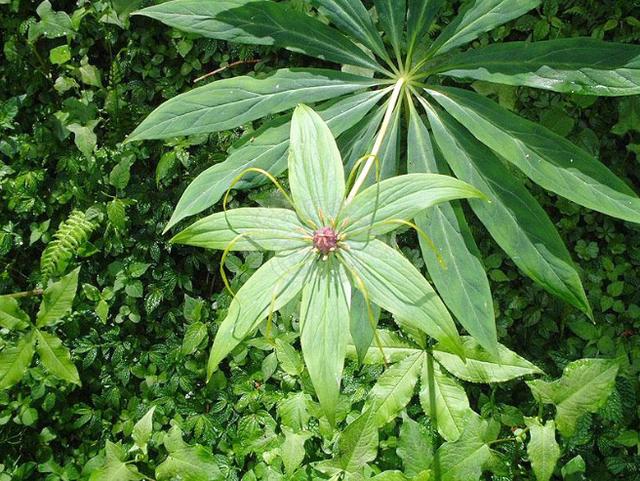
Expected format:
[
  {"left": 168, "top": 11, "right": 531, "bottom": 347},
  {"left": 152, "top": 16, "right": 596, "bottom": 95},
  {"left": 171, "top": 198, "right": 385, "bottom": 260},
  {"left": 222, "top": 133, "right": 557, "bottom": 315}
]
[
  {"left": 3, "top": 288, "right": 44, "bottom": 299},
  {"left": 344, "top": 77, "right": 405, "bottom": 204},
  {"left": 426, "top": 352, "right": 441, "bottom": 481}
]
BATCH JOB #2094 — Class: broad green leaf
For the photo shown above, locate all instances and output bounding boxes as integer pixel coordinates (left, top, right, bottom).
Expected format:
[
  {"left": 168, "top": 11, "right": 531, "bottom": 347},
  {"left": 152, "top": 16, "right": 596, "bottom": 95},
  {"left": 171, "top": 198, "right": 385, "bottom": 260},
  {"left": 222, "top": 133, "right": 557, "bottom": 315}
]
[
  {"left": 171, "top": 208, "right": 308, "bottom": 252},
  {"left": 371, "top": 472, "right": 411, "bottom": 481},
  {"left": 433, "top": 39, "right": 640, "bottom": 97},
  {"left": 433, "top": 337, "right": 543, "bottom": 383},
  {"left": 135, "top": 0, "right": 382, "bottom": 72},
  {"left": 425, "top": 102, "right": 591, "bottom": 315},
  {"left": 349, "top": 289, "right": 380, "bottom": 364},
  {"left": 35, "top": 330, "right": 80, "bottom": 385},
  {"left": 397, "top": 414, "right": 433, "bottom": 477},
  {"left": 0, "top": 296, "right": 30, "bottom": 330},
  {"left": 312, "top": 0, "right": 387, "bottom": 60},
  {"left": 374, "top": 0, "right": 406, "bottom": 60},
  {"left": 156, "top": 427, "right": 223, "bottom": 481},
  {"left": 429, "top": 0, "right": 541, "bottom": 56},
  {"left": 342, "top": 239, "right": 463, "bottom": 355},
  {"left": 275, "top": 338, "right": 303, "bottom": 376},
  {"left": 289, "top": 104, "right": 346, "bottom": 227},
  {"left": 277, "top": 392, "right": 312, "bottom": 432},
  {"left": 181, "top": 321, "right": 208, "bottom": 355},
  {"left": 527, "top": 359, "right": 618, "bottom": 437},
  {"left": 333, "top": 410, "right": 378, "bottom": 472},
  {"left": 419, "top": 356, "right": 472, "bottom": 442},
  {"left": 28, "top": 0, "right": 73, "bottom": 42},
  {"left": 128, "top": 69, "right": 381, "bottom": 141},
  {"left": 281, "top": 428, "right": 311, "bottom": 475},
  {"left": 341, "top": 173, "right": 484, "bottom": 237},
  {"left": 89, "top": 441, "right": 143, "bottom": 481},
  {"left": 437, "top": 413, "right": 491, "bottom": 481},
  {"left": 165, "top": 90, "right": 386, "bottom": 231},
  {"left": 300, "top": 260, "right": 350, "bottom": 425},
  {"left": 36, "top": 267, "right": 79, "bottom": 327},
  {"left": 407, "top": 0, "right": 444, "bottom": 58},
  {"left": 407, "top": 104, "right": 497, "bottom": 355},
  {"left": 208, "top": 249, "right": 313, "bottom": 379},
  {"left": 426, "top": 86, "right": 640, "bottom": 224},
  {"left": 525, "top": 417, "right": 560, "bottom": 481},
  {"left": 366, "top": 352, "right": 424, "bottom": 427},
  {"left": 0, "top": 332, "right": 35, "bottom": 389},
  {"left": 132, "top": 406, "right": 155, "bottom": 454},
  {"left": 347, "top": 329, "right": 422, "bottom": 365}
]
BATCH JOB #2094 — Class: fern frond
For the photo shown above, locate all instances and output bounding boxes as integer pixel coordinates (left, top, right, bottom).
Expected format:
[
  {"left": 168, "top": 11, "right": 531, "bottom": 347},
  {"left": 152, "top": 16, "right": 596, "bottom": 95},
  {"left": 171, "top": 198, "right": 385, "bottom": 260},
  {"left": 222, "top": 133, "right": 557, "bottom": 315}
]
[{"left": 40, "top": 210, "right": 95, "bottom": 281}]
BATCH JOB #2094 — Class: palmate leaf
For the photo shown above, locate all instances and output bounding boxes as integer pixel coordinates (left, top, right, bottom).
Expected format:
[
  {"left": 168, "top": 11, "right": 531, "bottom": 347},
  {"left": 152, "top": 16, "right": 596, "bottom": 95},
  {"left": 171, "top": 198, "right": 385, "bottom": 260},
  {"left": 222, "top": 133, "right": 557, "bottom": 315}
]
[
  {"left": 166, "top": 89, "right": 387, "bottom": 231},
  {"left": 170, "top": 208, "right": 308, "bottom": 252},
  {"left": 426, "top": 86, "right": 640, "bottom": 224},
  {"left": 407, "top": 0, "right": 444, "bottom": 59},
  {"left": 424, "top": 104, "right": 591, "bottom": 316},
  {"left": 135, "top": 0, "right": 383, "bottom": 72},
  {"left": 128, "top": 69, "right": 382, "bottom": 141},
  {"left": 374, "top": 0, "right": 406, "bottom": 61},
  {"left": 407, "top": 103, "right": 497, "bottom": 356},
  {"left": 432, "top": 38, "right": 640, "bottom": 97},
  {"left": 300, "top": 260, "right": 350, "bottom": 426}
]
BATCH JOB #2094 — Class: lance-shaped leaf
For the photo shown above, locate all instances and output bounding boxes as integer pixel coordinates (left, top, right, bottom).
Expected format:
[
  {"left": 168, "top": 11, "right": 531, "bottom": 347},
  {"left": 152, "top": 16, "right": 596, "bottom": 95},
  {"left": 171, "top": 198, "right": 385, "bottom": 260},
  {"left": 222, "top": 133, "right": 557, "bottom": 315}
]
[
  {"left": 132, "top": 406, "right": 156, "bottom": 455},
  {"left": 426, "top": 86, "right": 640, "bottom": 224},
  {"left": 36, "top": 267, "right": 79, "bottom": 328},
  {"left": 171, "top": 208, "right": 309, "bottom": 252},
  {"left": 0, "top": 296, "right": 30, "bottom": 330},
  {"left": 419, "top": 355, "right": 473, "bottom": 442},
  {"left": 433, "top": 337, "right": 543, "bottom": 383},
  {"left": 129, "top": 69, "right": 380, "bottom": 141},
  {"left": 347, "top": 329, "right": 422, "bottom": 365},
  {"left": 349, "top": 289, "right": 380, "bottom": 364},
  {"left": 0, "top": 332, "right": 35, "bottom": 389},
  {"left": 341, "top": 239, "right": 463, "bottom": 355},
  {"left": 300, "top": 260, "right": 350, "bottom": 426},
  {"left": 432, "top": 39, "right": 640, "bottom": 97},
  {"left": 156, "top": 426, "right": 223, "bottom": 481},
  {"left": 408, "top": 103, "right": 497, "bottom": 356},
  {"left": 35, "top": 330, "right": 80, "bottom": 385},
  {"left": 135, "top": 0, "right": 382, "bottom": 72},
  {"left": 437, "top": 412, "right": 491, "bottom": 481},
  {"left": 311, "top": 0, "right": 387, "bottom": 60},
  {"left": 365, "top": 351, "right": 424, "bottom": 427},
  {"left": 208, "top": 249, "right": 314, "bottom": 379},
  {"left": 525, "top": 417, "right": 560, "bottom": 481},
  {"left": 429, "top": 0, "right": 541, "bottom": 56},
  {"left": 526, "top": 358, "right": 618, "bottom": 437},
  {"left": 341, "top": 174, "right": 484, "bottom": 237},
  {"left": 289, "top": 104, "right": 346, "bottom": 227},
  {"left": 407, "top": 0, "right": 444, "bottom": 57},
  {"left": 425, "top": 101, "right": 591, "bottom": 315},
  {"left": 374, "top": 0, "right": 406, "bottom": 59},
  {"left": 397, "top": 413, "right": 433, "bottom": 477},
  {"left": 165, "top": 89, "right": 387, "bottom": 231},
  {"left": 332, "top": 409, "right": 378, "bottom": 472}
]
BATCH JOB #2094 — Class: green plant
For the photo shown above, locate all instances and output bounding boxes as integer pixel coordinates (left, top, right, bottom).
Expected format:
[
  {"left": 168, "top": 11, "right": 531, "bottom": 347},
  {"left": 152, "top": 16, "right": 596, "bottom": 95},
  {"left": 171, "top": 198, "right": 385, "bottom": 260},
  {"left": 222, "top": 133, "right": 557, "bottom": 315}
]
[{"left": 129, "top": 0, "right": 640, "bottom": 340}]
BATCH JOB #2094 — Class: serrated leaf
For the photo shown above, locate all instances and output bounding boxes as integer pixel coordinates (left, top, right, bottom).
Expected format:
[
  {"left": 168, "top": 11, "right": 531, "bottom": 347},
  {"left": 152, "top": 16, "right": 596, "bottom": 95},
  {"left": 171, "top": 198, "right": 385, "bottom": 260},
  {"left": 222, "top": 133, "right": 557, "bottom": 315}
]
[
  {"left": 36, "top": 268, "right": 80, "bottom": 327},
  {"left": 0, "top": 332, "right": 35, "bottom": 389},
  {"left": 397, "top": 414, "right": 433, "bottom": 476},
  {"left": 35, "top": 330, "right": 80, "bottom": 385},
  {"left": 525, "top": 417, "right": 560, "bottom": 481},
  {"left": 0, "top": 296, "right": 30, "bottom": 330}
]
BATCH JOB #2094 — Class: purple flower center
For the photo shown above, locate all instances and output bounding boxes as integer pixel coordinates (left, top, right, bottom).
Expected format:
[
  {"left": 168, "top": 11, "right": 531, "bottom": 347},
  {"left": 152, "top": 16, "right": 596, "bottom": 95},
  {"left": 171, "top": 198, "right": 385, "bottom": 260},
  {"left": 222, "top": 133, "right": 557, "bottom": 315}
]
[{"left": 313, "top": 227, "right": 338, "bottom": 255}]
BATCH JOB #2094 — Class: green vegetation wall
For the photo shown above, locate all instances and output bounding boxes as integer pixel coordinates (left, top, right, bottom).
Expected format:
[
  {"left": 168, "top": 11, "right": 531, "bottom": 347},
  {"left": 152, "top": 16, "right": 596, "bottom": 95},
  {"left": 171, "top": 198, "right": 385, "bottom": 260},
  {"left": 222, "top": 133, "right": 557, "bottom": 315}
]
[{"left": 0, "top": 0, "right": 639, "bottom": 480}]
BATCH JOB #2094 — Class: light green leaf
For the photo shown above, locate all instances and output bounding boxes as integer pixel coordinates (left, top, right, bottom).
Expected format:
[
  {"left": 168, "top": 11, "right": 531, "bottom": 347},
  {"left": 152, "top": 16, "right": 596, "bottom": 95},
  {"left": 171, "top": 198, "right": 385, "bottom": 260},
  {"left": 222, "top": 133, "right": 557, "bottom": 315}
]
[
  {"left": 181, "top": 321, "right": 208, "bottom": 355},
  {"left": 433, "top": 337, "right": 543, "bottom": 383},
  {"left": 525, "top": 417, "right": 560, "bottom": 481},
  {"left": 342, "top": 239, "right": 463, "bottom": 356},
  {"left": 129, "top": 68, "right": 381, "bottom": 141},
  {"left": 275, "top": 338, "right": 303, "bottom": 376},
  {"left": 36, "top": 267, "right": 80, "bottom": 328},
  {"left": 171, "top": 208, "right": 308, "bottom": 252},
  {"left": 341, "top": 173, "right": 484, "bottom": 238},
  {"left": 0, "top": 296, "right": 30, "bottom": 330},
  {"left": 89, "top": 441, "right": 143, "bottom": 481},
  {"left": 374, "top": 0, "right": 406, "bottom": 60},
  {"left": 165, "top": 89, "right": 386, "bottom": 231},
  {"left": 527, "top": 358, "right": 618, "bottom": 437},
  {"left": 429, "top": 0, "right": 541, "bottom": 56},
  {"left": 0, "top": 332, "right": 35, "bottom": 389},
  {"left": 277, "top": 392, "right": 312, "bottom": 432},
  {"left": 28, "top": 0, "right": 73, "bottom": 42},
  {"left": 397, "top": 414, "right": 433, "bottom": 477},
  {"left": 424, "top": 100, "right": 592, "bottom": 315},
  {"left": 300, "top": 260, "right": 350, "bottom": 425},
  {"left": 366, "top": 352, "right": 423, "bottom": 427},
  {"left": 347, "top": 329, "right": 422, "bottom": 365},
  {"left": 67, "top": 121, "right": 98, "bottom": 158},
  {"left": 407, "top": 0, "right": 444, "bottom": 58},
  {"left": 208, "top": 249, "right": 313, "bottom": 379},
  {"left": 426, "top": 86, "right": 640, "bottom": 224},
  {"left": 281, "top": 428, "right": 310, "bottom": 475},
  {"left": 156, "top": 427, "right": 223, "bottom": 481},
  {"left": 132, "top": 406, "right": 155, "bottom": 454},
  {"left": 434, "top": 39, "right": 640, "bottom": 97},
  {"left": 349, "top": 289, "right": 380, "bottom": 364},
  {"left": 437, "top": 413, "right": 491, "bottom": 481},
  {"left": 135, "top": 0, "right": 382, "bottom": 72},
  {"left": 289, "top": 104, "right": 346, "bottom": 227},
  {"left": 35, "top": 330, "right": 80, "bottom": 385},
  {"left": 333, "top": 410, "right": 378, "bottom": 472},
  {"left": 419, "top": 356, "right": 472, "bottom": 442},
  {"left": 312, "top": 0, "right": 387, "bottom": 60},
  {"left": 407, "top": 103, "right": 497, "bottom": 355}
]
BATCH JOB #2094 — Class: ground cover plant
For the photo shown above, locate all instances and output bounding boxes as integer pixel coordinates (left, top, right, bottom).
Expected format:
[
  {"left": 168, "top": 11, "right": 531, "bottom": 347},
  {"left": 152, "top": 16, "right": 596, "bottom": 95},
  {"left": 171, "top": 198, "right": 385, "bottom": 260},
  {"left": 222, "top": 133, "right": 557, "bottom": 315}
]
[{"left": 1, "top": 0, "right": 640, "bottom": 480}]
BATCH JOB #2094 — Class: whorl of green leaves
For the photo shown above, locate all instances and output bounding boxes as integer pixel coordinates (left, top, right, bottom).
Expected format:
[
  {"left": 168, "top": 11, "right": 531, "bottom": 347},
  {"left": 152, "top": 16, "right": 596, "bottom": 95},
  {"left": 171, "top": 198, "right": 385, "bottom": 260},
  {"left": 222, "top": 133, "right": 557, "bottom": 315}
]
[{"left": 40, "top": 210, "right": 95, "bottom": 281}]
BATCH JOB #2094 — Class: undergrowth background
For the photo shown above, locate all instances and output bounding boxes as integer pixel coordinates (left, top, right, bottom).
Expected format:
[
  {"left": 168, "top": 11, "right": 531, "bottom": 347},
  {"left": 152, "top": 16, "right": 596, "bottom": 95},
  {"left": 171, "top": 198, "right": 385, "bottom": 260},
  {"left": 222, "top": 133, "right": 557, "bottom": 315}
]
[{"left": 1, "top": 0, "right": 639, "bottom": 479}]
